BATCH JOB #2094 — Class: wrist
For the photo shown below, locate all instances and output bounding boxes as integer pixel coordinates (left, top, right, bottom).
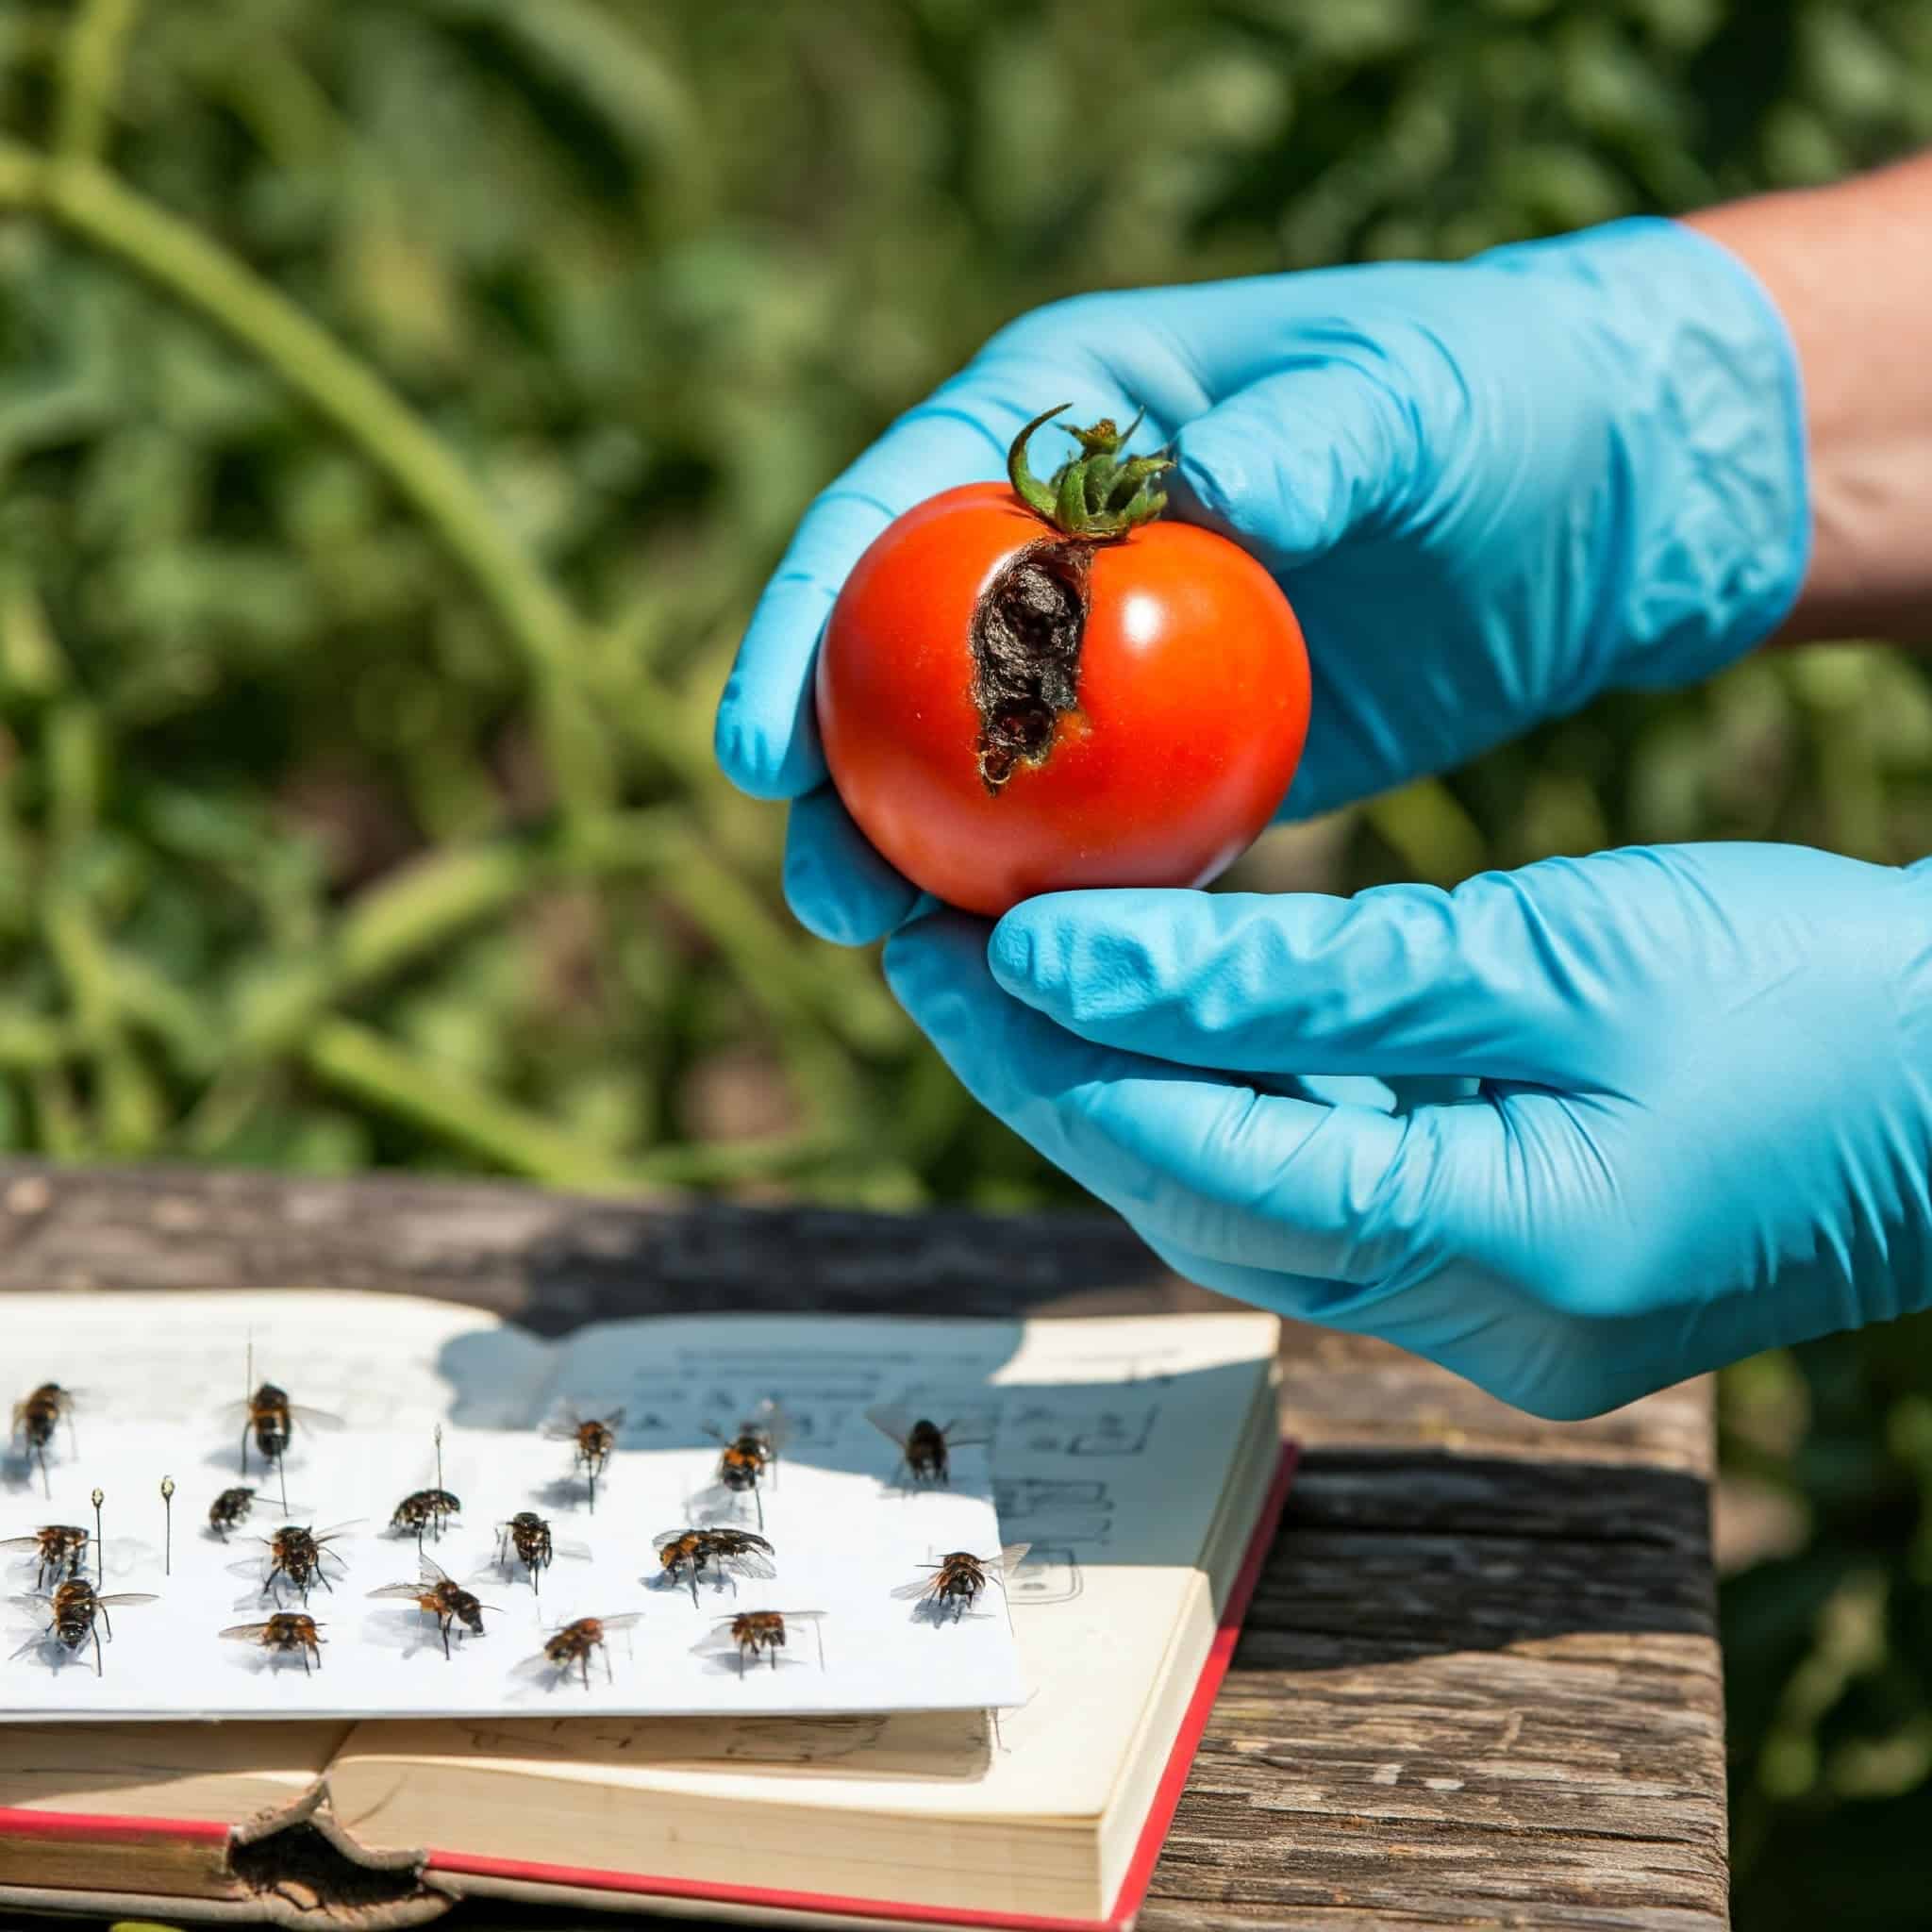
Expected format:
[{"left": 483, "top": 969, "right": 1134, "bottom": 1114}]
[{"left": 1685, "top": 158, "right": 1932, "bottom": 647}]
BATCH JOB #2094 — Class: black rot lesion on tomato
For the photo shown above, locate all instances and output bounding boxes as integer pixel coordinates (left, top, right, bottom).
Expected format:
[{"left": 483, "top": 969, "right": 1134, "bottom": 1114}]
[{"left": 972, "top": 405, "right": 1172, "bottom": 794}]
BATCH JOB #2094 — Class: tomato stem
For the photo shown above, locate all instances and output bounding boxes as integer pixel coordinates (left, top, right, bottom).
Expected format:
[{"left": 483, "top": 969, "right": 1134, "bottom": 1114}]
[{"left": 1007, "top": 404, "right": 1172, "bottom": 539}]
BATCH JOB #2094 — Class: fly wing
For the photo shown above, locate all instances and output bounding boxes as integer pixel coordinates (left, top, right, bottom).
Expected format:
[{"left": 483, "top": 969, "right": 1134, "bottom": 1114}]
[
  {"left": 775, "top": 1608, "right": 828, "bottom": 1621},
  {"left": 994, "top": 1541, "right": 1033, "bottom": 1575},
  {"left": 602, "top": 1407, "right": 627, "bottom": 1434},
  {"left": 311, "top": 1521, "right": 366, "bottom": 1542},
  {"left": 93, "top": 1592, "right": 159, "bottom": 1607},
  {"left": 539, "top": 1406, "right": 583, "bottom": 1441},
  {"left": 219, "top": 1622, "right": 273, "bottom": 1641},
  {"left": 726, "top": 1549, "right": 776, "bottom": 1581},
  {"left": 287, "top": 1405, "right": 347, "bottom": 1431},
  {"left": 863, "top": 1404, "right": 913, "bottom": 1451},
  {"left": 651, "top": 1527, "right": 696, "bottom": 1552},
  {"left": 551, "top": 1537, "right": 592, "bottom": 1561},
  {"left": 690, "top": 1621, "right": 741, "bottom": 1659},
  {"left": 595, "top": 1611, "right": 644, "bottom": 1632},
  {"left": 417, "top": 1556, "right": 453, "bottom": 1586},
  {"left": 0, "top": 1536, "right": 46, "bottom": 1553},
  {"left": 366, "top": 1583, "right": 429, "bottom": 1602},
  {"left": 7, "top": 1591, "right": 52, "bottom": 1612},
  {"left": 890, "top": 1573, "right": 942, "bottom": 1602},
  {"left": 746, "top": 1398, "right": 790, "bottom": 1455},
  {"left": 938, "top": 1420, "right": 993, "bottom": 1449}
]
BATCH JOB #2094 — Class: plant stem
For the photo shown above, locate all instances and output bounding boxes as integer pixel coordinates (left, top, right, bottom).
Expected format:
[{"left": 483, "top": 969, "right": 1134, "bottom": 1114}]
[
  {"left": 302, "top": 1017, "right": 637, "bottom": 1188},
  {"left": 0, "top": 142, "right": 626, "bottom": 827},
  {"left": 57, "top": 0, "right": 147, "bottom": 162}
]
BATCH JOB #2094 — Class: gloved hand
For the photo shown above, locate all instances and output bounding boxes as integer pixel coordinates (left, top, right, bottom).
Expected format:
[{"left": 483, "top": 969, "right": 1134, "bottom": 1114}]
[
  {"left": 714, "top": 217, "right": 1807, "bottom": 944},
  {"left": 882, "top": 844, "right": 1932, "bottom": 1420}
]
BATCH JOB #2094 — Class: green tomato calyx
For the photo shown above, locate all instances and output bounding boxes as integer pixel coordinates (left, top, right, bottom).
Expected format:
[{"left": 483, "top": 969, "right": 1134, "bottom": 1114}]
[{"left": 1007, "top": 403, "right": 1173, "bottom": 539}]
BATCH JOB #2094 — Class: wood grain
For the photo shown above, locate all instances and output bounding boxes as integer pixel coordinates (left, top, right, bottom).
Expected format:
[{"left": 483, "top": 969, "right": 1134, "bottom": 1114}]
[{"left": 0, "top": 1161, "right": 1724, "bottom": 1931}]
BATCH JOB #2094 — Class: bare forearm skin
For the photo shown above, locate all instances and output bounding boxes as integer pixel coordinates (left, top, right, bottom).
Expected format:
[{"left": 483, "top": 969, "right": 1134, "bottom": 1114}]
[{"left": 1684, "top": 153, "right": 1932, "bottom": 647}]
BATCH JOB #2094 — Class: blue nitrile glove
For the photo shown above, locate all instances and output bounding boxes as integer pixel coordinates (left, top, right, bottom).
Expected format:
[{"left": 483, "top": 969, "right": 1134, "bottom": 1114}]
[
  {"left": 714, "top": 218, "right": 1807, "bottom": 943},
  {"left": 881, "top": 845, "right": 1932, "bottom": 1420}
]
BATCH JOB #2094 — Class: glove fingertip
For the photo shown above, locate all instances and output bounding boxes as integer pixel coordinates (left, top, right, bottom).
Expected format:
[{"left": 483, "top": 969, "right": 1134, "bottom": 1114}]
[
  {"left": 985, "top": 911, "right": 1039, "bottom": 996},
  {"left": 783, "top": 791, "right": 922, "bottom": 946}
]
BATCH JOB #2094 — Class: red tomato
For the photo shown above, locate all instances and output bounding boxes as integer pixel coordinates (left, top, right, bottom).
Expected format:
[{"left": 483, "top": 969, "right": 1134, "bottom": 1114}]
[{"left": 816, "top": 478, "right": 1309, "bottom": 920}]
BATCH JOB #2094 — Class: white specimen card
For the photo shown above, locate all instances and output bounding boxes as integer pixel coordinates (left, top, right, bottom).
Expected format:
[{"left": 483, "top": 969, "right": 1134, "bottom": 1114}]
[{"left": 2, "top": 1293, "right": 1028, "bottom": 1720}]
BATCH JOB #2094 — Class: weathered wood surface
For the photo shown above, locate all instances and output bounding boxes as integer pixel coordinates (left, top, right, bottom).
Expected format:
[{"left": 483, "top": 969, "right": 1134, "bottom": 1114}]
[{"left": 0, "top": 1161, "right": 1724, "bottom": 1932}]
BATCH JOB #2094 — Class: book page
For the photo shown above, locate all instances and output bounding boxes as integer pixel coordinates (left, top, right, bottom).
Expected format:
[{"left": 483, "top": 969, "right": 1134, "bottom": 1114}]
[
  {"left": 331, "top": 1312, "right": 1281, "bottom": 1850},
  {"left": 3, "top": 1294, "right": 1022, "bottom": 1723}
]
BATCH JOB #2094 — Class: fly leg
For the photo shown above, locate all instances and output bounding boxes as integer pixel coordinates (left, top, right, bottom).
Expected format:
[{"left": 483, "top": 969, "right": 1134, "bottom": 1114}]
[
  {"left": 241, "top": 1424, "right": 251, "bottom": 1477},
  {"left": 440, "top": 1612, "right": 452, "bottom": 1662}
]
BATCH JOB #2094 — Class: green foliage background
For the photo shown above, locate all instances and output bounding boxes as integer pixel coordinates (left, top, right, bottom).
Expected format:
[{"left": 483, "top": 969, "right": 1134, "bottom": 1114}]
[{"left": 0, "top": 0, "right": 1929, "bottom": 1922}]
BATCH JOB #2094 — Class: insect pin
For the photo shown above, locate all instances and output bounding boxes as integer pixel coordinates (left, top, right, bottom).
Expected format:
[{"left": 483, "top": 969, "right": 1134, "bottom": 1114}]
[
  {"left": 892, "top": 1543, "right": 1032, "bottom": 1624},
  {"left": 702, "top": 1401, "right": 788, "bottom": 1530},
  {"left": 651, "top": 1526, "right": 775, "bottom": 1607},
  {"left": 253, "top": 1521, "right": 358, "bottom": 1606},
  {"left": 368, "top": 1556, "right": 497, "bottom": 1660},
  {"left": 10, "top": 1383, "right": 78, "bottom": 1498},
  {"left": 208, "top": 1487, "right": 257, "bottom": 1542},
  {"left": 221, "top": 1341, "right": 343, "bottom": 1510},
  {"left": 693, "top": 1608, "right": 827, "bottom": 1678},
  {"left": 0, "top": 1524, "right": 89, "bottom": 1591},
  {"left": 13, "top": 1576, "right": 157, "bottom": 1675},
  {"left": 541, "top": 1405, "right": 625, "bottom": 1513},
  {"left": 864, "top": 1407, "right": 991, "bottom": 1488},
  {"left": 494, "top": 1512, "right": 588, "bottom": 1595},
  {"left": 221, "top": 1613, "right": 325, "bottom": 1674},
  {"left": 521, "top": 1612, "right": 643, "bottom": 1690}
]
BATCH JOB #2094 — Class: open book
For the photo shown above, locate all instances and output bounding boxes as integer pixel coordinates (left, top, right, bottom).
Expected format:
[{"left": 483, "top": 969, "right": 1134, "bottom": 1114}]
[{"left": 0, "top": 1289, "right": 1291, "bottom": 1931}]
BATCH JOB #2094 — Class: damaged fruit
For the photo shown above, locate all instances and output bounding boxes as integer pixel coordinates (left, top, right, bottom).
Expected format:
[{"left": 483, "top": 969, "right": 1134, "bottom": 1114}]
[{"left": 815, "top": 404, "right": 1309, "bottom": 919}]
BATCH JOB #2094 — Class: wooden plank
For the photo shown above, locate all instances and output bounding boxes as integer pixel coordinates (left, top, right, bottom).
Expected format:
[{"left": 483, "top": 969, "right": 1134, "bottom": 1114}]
[{"left": 0, "top": 1161, "right": 1724, "bottom": 1931}]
